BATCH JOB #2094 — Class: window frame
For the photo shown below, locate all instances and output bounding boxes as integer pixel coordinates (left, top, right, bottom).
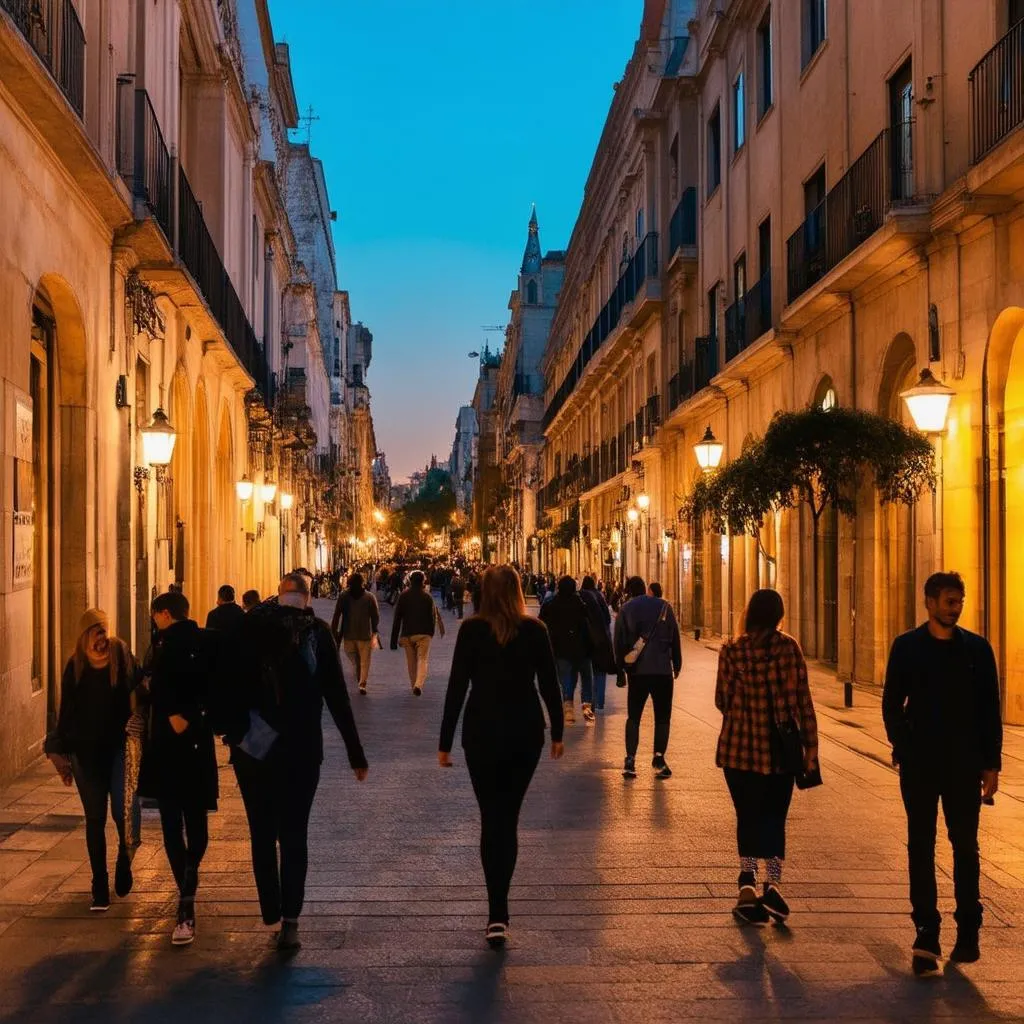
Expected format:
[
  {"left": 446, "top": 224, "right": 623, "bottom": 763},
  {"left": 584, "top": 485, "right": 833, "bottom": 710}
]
[
  {"left": 801, "top": 0, "right": 827, "bottom": 70},
  {"left": 756, "top": 6, "right": 773, "bottom": 121},
  {"left": 733, "top": 71, "right": 746, "bottom": 153},
  {"left": 707, "top": 103, "right": 722, "bottom": 196}
]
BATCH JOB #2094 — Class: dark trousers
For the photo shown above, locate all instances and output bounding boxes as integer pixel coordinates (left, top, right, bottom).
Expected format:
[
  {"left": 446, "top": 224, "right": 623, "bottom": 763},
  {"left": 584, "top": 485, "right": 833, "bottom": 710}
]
[
  {"left": 899, "top": 762, "right": 982, "bottom": 931},
  {"left": 724, "top": 768, "right": 795, "bottom": 860},
  {"left": 158, "top": 798, "right": 209, "bottom": 902},
  {"left": 71, "top": 748, "right": 139, "bottom": 887},
  {"left": 233, "top": 749, "right": 321, "bottom": 924},
  {"left": 465, "top": 746, "right": 541, "bottom": 925},
  {"left": 625, "top": 674, "right": 674, "bottom": 758}
]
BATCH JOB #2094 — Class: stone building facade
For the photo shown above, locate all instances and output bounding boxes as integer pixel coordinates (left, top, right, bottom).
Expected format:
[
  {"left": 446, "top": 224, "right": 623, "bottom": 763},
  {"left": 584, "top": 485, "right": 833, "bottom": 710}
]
[
  {"left": 538, "top": 0, "right": 1024, "bottom": 723},
  {"left": 0, "top": 0, "right": 376, "bottom": 784}
]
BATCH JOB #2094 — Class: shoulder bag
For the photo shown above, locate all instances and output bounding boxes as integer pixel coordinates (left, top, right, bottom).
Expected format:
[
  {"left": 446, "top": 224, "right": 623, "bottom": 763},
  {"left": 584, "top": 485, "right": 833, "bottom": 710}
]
[
  {"left": 623, "top": 601, "right": 668, "bottom": 666},
  {"left": 764, "top": 648, "right": 822, "bottom": 790}
]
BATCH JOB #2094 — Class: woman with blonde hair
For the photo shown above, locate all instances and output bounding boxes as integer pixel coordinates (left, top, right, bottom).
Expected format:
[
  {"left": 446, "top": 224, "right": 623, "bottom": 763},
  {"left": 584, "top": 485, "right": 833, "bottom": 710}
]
[
  {"left": 439, "top": 565, "right": 564, "bottom": 948},
  {"left": 45, "top": 609, "right": 145, "bottom": 911}
]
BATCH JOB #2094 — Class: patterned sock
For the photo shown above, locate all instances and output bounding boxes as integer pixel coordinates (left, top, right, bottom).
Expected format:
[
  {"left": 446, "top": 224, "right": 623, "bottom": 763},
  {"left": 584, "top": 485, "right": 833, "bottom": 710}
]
[
  {"left": 740, "top": 857, "right": 758, "bottom": 876},
  {"left": 767, "top": 857, "right": 783, "bottom": 885}
]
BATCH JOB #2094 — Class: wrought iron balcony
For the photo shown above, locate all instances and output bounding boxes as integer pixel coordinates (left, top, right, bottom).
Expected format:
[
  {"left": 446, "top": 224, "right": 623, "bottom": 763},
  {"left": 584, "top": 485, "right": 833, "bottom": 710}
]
[
  {"left": 970, "top": 20, "right": 1024, "bottom": 164},
  {"left": 694, "top": 335, "right": 719, "bottom": 392},
  {"left": 668, "top": 187, "right": 697, "bottom": 258},
  {"left": 1, "top": 0, "right": 84, "bottom": 116},
  {"left": 116, "top": 85, "right": 173, "bottom": 243},
  {"left": 724, "top": 271, "right": 772, "bottom": 363},
  {"left": 786, "top": 124, "right": 913, "bottom": 305}
]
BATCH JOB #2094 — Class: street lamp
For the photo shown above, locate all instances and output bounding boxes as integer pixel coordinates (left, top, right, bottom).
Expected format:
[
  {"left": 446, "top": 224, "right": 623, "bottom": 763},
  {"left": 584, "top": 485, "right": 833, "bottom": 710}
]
[
  {"left": 140, "top": 407, "right": 177, "bottom": 471},
  {"left": 636, "top": 492, "right": 651, "bottom": 511},
  {"left": 694, "top": 425, "right": 724, "bottom": 473},
  {"left": 261, "top": 476, "right": 277, "bottom": 503},
  {"left": 235, "top": 473, "right": 254, "bottom": 502},
  {"left": 900, "top": 368, "right": 955, "bottom": 434},
  {"left": 280, "top": 492, "right": 294, "bottom": 511},
  {"left": 627, "top": 507, "right": 640, "bottom": 524}
]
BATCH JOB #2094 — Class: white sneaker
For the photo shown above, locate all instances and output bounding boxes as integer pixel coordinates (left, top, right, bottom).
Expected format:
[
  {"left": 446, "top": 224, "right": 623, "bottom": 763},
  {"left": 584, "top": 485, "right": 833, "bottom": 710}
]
[
  {"left": 562, "top": 700, "right": 575, "bottom": 725},
  {"left": 172, "top": 918, "right": 195, "bottom": 946},
  {"left": 582, "top": 703, "right": 596, "bottom": 723}
]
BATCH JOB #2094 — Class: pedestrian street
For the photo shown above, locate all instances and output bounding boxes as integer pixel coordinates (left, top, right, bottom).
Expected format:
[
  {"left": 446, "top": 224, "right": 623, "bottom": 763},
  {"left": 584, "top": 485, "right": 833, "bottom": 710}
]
[{"left": 0, "top": 596, "right": 1023, "bottom": 1024}]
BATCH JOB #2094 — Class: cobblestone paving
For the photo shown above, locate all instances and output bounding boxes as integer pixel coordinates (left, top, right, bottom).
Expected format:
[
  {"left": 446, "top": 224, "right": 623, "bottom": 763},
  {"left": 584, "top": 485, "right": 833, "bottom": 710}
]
[{"left": 1, "top": 596, "right": 1023, "bottom": 1022}]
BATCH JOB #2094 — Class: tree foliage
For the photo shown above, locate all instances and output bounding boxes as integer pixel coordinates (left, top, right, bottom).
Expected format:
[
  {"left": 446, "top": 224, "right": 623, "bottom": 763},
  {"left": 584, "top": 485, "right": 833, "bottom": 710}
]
[
  {"left": 683, "top": 407, "right": 936, "bottom": 536},
  {"left": 393, "top": 467, "right": 457, "bottom": 540},
  {"left": 552, "top": 502, "right": 580, "bottom": 550}
]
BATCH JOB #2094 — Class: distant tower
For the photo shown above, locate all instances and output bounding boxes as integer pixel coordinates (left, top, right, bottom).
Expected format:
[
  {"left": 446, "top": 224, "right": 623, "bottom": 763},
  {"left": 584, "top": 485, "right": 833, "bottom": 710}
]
[{"left": 521, "top": 205, "right": 542, "bottom": 304}]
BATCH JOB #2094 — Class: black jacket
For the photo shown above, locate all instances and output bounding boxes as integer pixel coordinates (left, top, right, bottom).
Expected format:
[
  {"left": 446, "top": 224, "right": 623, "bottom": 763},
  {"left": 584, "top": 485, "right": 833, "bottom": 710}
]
[
  {"left": 538, "top": 592, "right": 592, "bottom": 663},
  {"left": 614, "top": 596, "right": 682, "bottom": 677},
  {"left": 390, "top": 588, "right": 441, "bottom": 646},
  {"left": 139, "top": 619, "right": 218, "bottom": 809},
  {"left": 219, "top": 601, "right": 367, "bottom": 770},
  {"left": 440, "top": 617, "right": 563, "bottom": 753},
  {"left": 205, "top": 602, "right": 246, "bottom": 632},
  {"left": 882, "top": 624, "right": 1002, "bottom": 772}
]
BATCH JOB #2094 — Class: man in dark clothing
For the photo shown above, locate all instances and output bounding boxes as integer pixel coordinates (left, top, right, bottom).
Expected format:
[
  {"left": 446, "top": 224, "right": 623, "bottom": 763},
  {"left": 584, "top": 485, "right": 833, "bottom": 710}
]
[
  {"left": 390, "top": 570, "right": 444, "bottom": 696},
  {"left": 883, "top": 571, "right": 1002, "bottom": 975},
  {"left": 580, "top": 576, "right": 614, "bottom": 711},
  {"left": 450, "top": 574, "right": 467, "bottom": 619},
  {"left": 205, "top": 584, "right": 246, "bottom": 631},
  {"left": 539, "top": 576, "right": 595, "bottom": 724},
  {"left": 220, "top": 573, "right": 368, "bottom": 952},
  {"left": 140, "top": 590, "right": 217, "bottom": 947},
  {"left": 242, "top": 589, "right": 260, "bottom": 612},
  {"left": 613, "top": 576, "right": 682, "bottom": 780}
]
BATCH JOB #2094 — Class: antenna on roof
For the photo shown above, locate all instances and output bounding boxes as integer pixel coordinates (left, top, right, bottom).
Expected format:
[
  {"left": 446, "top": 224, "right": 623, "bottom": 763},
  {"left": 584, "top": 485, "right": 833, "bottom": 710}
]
[{"left": 297, "top": 105, "right": 319, "bottom": 144}]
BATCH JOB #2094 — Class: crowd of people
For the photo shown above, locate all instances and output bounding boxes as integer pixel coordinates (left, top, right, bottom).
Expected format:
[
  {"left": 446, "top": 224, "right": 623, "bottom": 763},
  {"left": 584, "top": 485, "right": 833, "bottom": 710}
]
[{"left": 42, "top": 559, "right": 1001, "bottom": 977}]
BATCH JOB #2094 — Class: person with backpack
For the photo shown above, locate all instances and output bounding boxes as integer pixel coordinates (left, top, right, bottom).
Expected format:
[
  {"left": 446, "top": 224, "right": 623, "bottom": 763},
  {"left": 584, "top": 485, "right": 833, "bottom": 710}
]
[
  {"left": 539, "top": 576, "right": 595, "bottom": 724},
  {"left": 390, "top": 570, "right": 445, "bottom": 696},
  {"left": 330, "top": 573, "right": 381, "bottom": 695},
  {"left": 139, "top": 590, "right": 217, "bottom": 946},
  {"left": 715, "top": 589, "right": 819, "bottom": 927},
  {"left": 220, "top": 573, "right": 368, "bottom": 952},
  {"left": 580, "top": 575, "right": 614, "bottom": 712},
  {"left": 613, "top": 576, "right": 681, "bottom": 779}
]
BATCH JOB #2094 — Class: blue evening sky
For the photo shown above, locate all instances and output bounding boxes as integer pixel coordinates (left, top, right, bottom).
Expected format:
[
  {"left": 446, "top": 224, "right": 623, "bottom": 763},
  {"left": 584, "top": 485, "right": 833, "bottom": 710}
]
[{"left": 273, "top": 0, "right": 640, "bottom": 481}]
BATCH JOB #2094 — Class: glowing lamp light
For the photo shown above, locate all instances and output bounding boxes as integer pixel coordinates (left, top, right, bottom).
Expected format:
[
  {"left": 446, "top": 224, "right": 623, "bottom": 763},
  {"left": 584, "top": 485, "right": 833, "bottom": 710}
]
[
  {"left": 627, "top": 508, "right": 640, "bottom": 524},
  {"left": 694, "top": 425, "right": 724, "bottom": 472},
  {"left": 280, "top": 492, "right": 294, "bottom": 511},
  {"left": 235, "top": 474, "right": 254, "bottom": 502},
  {"left": 373, "top": 509, "right": 386, "bottom": 523},
  {"left": 367, "top": 535, "right": 377, "bottom": 545},
  {"left": 261, "top": 478, "right": 277, "bottom": 503},
  {"left": 140, "top": 407, "right": 177, "bottom": 468},
  {"left": 900, "top": 368, "right": 954, "bottom": 435},
  {"left": 636, "top": 492, "right": 651, "bottom": 511}
]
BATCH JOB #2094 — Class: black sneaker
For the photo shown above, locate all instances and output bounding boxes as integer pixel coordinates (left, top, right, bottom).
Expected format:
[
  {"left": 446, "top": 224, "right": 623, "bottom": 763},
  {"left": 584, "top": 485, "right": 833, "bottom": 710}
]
[
  {"left": 651, "top": 755, "right": 672, "bottom": 779},
  {"left": 114, "top": 850, "right": 134, "bottom": 898},
  {"left": 90, "top": 880, "right": 111, "bottom": 913},
  {"left": 277, "top": 921, "right": 301, "bottom": 952},
  {"left": 412, "top": 686, "right": 422, "bottom": 697},
  {"left": 732, "top": 885, "right": 770, "bottom": 926},
  {"left": 622, "top": 755, "right": 637, "bottom": 779},
  {"left": 950, "top": 929, "right": 980, "bottom": 964},
  {"left": 761, "top": 883, "right": 790, "bottom": 923},
  {"left": 485, "top": 922, "right": 508, "bottom": 949},
  {"left": 912, "top": 927, "right": 942, "bottom": 977}
]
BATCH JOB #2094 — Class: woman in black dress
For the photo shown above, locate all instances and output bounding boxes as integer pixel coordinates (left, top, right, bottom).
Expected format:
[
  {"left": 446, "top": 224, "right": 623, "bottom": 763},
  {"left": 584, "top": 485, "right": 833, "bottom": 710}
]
[{"left": 439, "top": 565, "right": 564, "bottom": 947}]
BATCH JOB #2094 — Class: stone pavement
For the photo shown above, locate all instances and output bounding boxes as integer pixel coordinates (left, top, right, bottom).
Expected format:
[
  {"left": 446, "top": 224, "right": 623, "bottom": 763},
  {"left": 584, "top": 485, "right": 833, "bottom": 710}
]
[{"left": 1, "top": 597, "right": 1023, "bottom": 1023}]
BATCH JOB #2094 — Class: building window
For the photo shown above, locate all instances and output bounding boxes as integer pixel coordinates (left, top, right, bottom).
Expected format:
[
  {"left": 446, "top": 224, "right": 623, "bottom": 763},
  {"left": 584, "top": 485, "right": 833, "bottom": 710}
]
[
  {"left": 757, "top": 7, "right": 773, "bottom": 119},
  {"left": 707, "top": 104, "right": 722, "bottom": 195},
  {"left": 708, "top": 283, "right": 720, "bottom": 340},
  {"left": 758, "top": 216, "right": 772, "bottom": 278},
  {"left": 526, "top": 280, "right": 538, "bottom": 304},
  {"left": 636, "top": 208, "right": 645, "bottom": 239},
  {"left": 670, "top": 134, "right": 679, "bottom": 198},
  {"left": 802, "top": 0, "right": 827, "bottom": 69},
  {"left": 889, "top": 59, "right": 914, "bottom": 201},
  {"left": 733, "top": 73, "right": 746, "bottom": 152},
  {"left": 734, "top": 254, "right": 746, "bottom": 299},
  {"left": 352, "top": 364, "right": 363, "bottom": 385}
]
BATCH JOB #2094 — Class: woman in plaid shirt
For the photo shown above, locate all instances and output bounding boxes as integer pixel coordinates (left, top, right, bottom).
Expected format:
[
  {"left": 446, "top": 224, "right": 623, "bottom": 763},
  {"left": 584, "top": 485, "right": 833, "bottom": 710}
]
[{"left": 715, "top": 589, "right": 819, "bottom": 925}]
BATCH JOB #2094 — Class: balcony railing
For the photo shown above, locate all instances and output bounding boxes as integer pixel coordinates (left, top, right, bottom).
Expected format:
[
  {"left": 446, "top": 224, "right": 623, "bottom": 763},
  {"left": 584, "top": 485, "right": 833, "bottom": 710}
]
[
  {"left": 668, "top": 187, "right": 697, "bottom": 257},
  {"left": 543, "top": 232, "right": 660, "bottom": 430},
  {"left": 724, "top": 271, "right": 772, "bottom": 363},
  {"left": 786, "top": 125, "right": 913, "bottom": 304},
  {"left": 117, "top": 85, "right": 173, "bottom": 243},
  {"left": 969, "top": 20, "right": 1024, "bottom": 164},
  {"left": 695, "top": 335, "right": 718, "bottom": 391},
  {"left": 1, "top": 0, "right": 84, "bottom": 116}
]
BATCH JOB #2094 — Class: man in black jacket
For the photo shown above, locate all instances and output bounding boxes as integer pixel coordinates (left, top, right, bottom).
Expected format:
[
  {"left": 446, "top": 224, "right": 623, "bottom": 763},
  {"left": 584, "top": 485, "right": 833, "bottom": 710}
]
[
  {"left": 539, "top": 576, "right": 594, "bottom": 724},
  {"left": 390, "top": 570, "right": 444, "bottom": 696},
  {"left": 883, "top": 571, "right": 1002, "bottom": 975},
  {"left": 205, "top": 584, "right": 245, "bottom": 632}
]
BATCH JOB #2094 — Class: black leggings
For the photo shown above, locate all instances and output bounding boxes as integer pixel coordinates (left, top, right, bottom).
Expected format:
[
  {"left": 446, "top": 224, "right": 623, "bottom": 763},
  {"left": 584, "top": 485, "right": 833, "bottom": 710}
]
[
  {"left": 71, "top": 749, "right": 136, "bottom": 887},
  {"left": 233, "top": 749, "right": 321, "bottom": 924},
  {"left": 625, "top": 674, "right": 674, "bottom": 758},
  {"left": 158, "top": 798, "right": 209, "bottom": 901},
  {"left": 465, "top": 747, "right": 541, "bottom": 925},
  {"left": 724, "top": 768, "right": 794, "bottom": 860}
]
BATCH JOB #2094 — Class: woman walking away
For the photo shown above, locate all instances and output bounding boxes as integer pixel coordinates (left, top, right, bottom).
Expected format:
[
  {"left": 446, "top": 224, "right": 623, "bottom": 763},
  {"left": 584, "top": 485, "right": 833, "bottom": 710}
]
[
  {"left": 391, "top": 570, "right": 445, "bottom": 696},
  {"left": 45, "top": 610, "right": 145, "bottom": 911},
  {"left": 716, "top": 589, "right": 819, "bottom": 926},
  {"left": 439, "top": 565, "right": 564, "bottom": 948},
  {"left": 331, "top": 573, "right": 380, "bottom": 695},
  {"left": 539, "top": 576, "right": 595, "bottom": 724}
]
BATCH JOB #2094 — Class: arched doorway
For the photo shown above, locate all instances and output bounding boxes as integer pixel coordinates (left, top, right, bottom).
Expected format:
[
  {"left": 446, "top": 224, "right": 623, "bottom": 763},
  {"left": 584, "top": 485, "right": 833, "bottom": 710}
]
[
  {"left": 192, "top": 383, "right": 212, "bottom": 620},
  {"left": 812, "top": 376, "right": 839, "bottom": 663}
]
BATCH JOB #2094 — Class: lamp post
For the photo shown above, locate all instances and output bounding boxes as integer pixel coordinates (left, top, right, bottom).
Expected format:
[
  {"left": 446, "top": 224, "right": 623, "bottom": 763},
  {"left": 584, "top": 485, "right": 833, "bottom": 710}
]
[
  {"left": 136, "top": 406, "right": 178, "bottom": 587},
  {"left": 693, "top": 425, "right": 724, "bottom": 473}
]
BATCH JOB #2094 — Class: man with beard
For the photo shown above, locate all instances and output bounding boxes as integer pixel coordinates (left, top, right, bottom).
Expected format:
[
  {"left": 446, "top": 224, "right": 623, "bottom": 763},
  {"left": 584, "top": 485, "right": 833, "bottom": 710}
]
[{"left": 883, "top": 572, "right": 1002, "bottom": 976}]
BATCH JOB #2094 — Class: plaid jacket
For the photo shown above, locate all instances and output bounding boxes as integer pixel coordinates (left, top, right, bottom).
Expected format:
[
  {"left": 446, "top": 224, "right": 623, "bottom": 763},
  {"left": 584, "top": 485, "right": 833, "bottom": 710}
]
[{"left": 715, "top": 631, "right": 819, "bottom": 774}]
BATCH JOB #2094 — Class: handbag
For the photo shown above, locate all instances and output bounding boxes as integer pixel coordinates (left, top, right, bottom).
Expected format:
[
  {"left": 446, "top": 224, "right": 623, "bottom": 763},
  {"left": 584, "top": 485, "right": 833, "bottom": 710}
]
[
  {"left": 764, "top": 653, "right": 822, "bottom": 790},
  {"left": 623, "top": 601, "right": 668, "bottom": 666}
]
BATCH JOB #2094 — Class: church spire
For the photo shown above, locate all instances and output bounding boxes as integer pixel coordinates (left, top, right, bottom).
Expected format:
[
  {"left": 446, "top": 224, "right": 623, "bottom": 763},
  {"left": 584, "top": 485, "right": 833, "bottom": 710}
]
[{"left": 521, "top": 204, "right": 542, "bottom": 274}]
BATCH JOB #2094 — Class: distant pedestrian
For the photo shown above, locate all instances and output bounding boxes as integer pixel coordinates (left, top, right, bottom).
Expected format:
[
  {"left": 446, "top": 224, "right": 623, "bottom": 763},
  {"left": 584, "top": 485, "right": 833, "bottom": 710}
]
[
  {"left": 647, "top": 581, "right": 663, "bottom": 599},
  {"left": 330, "top": 573, "right": 380, "bottom": 695},
  {"left": 139, "top": 591, "right": 217, "bottom": 946},
  {"left": 205, "top": 584, "right": 245, "bottom": 631},
  {"left": 883, "top": 572, "right": 1002, "bottom": 975},
  {"left": 540, "top": 576, "right": 596, "bottom": 724},
  {"left": 580, "top": 575, "right": 614, "bottom": 712},
  {"left": 242, "top": 589, "right": 261, "bottom": 612},
  {"left": 220, "top": 573, "right": 368, "bottom": 952},
  {"left": 44, "top": 609, "right": 145, "bottom": 911},
  {"left": 614, "top": 576, "right": 681, "bottom": 780},
  {"left": 450, "top": 573, "right": 467, "bottom": 619},
  {"left": 715, "top": 589, "right": 818, "bottom": 927},
  {"left": 439, "top": 565, "right": 564, "bottom": 948},
  {"left": 390, "top": 570, "right": 444, "bottom": 696}
]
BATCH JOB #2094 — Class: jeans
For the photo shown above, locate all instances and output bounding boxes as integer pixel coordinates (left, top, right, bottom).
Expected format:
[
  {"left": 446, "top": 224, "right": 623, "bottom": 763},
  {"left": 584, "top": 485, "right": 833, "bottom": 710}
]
[
  {"left": 557, "top": 658, "right": 593, "bottom": 704},
  {"left": 234, "top": 748, "right": 321, "bottom": 924},
  {"left": 723, "top": 768, "right": 795, "bottom": 859},
  {"left": 402, "top": 634, "right": 432, "bottom": 689},
  {"left": 625, "top": 674, "right": 673, "bottom": 757},
  {"left": 343, "top": 638, "right": 373, "bottom": 688},
  {"left": 71, "top": 748, "right": 140, "bottom": 888},
  {"left": 899, "top": 761, "right": 983, "bottom": 931},
  {"left": 465, "top": 746, "right": 541, "bottom": 924},
  {"left": 592, "top": 668, "right": 607, "bottom": 709},
  {"left": 158, "top": 797, "right": 209, "bottom": 901}
]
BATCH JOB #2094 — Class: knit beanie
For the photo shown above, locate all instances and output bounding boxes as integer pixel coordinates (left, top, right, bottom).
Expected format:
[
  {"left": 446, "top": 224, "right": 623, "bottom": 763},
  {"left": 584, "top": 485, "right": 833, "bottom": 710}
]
[{"left": 77, "top": 608, "right": 109, "bottom": 638}]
